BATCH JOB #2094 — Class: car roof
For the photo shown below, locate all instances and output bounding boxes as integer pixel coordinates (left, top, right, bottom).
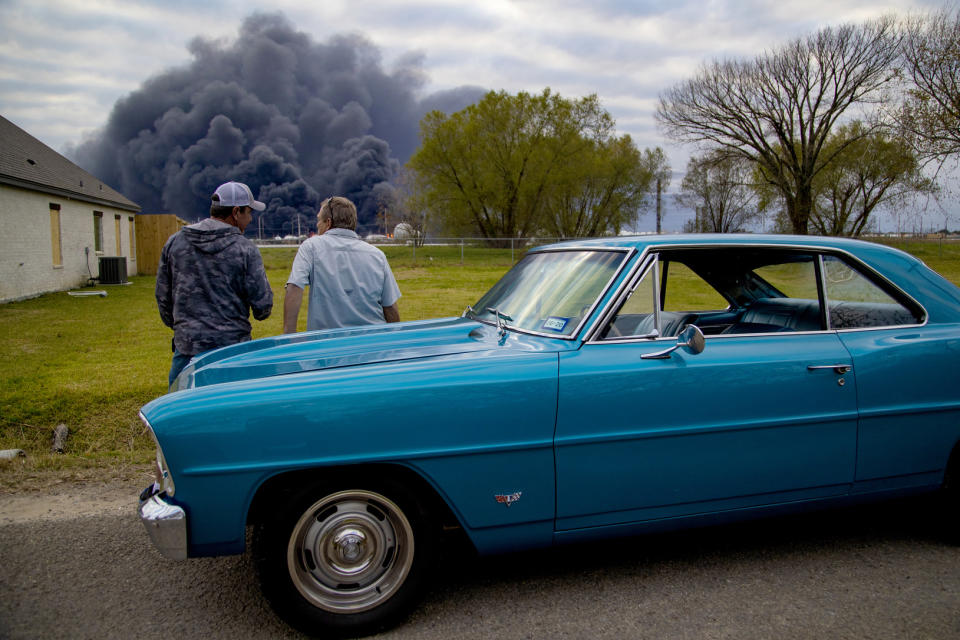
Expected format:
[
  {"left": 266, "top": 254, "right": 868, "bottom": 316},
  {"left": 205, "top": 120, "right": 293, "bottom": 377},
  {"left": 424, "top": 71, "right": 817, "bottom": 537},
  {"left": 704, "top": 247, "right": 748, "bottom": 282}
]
[
  {"left": 535, "top": 233, "right": 923, "bottom": 272},
  {"left": 533, "top": 234, "right": 960, "bottom": 322},
  {"left": 538, "top": 233, "right": 897, "bottom": 253}
]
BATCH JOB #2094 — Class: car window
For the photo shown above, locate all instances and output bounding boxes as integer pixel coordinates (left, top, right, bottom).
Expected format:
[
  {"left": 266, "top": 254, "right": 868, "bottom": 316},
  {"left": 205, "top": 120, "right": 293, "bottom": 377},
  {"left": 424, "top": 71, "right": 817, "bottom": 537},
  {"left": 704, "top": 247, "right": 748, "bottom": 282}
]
[
  {"left": 599, "top": 249, "right": 828, "bottom": 340},
  {"left": 469, "top": 249, "right": 627, "bottom": 337},
  {"left": 662, "top": 262, "right": 728, "bottom": 312},
  {"left": 599, "top": 262, "right": 658, "bottom": 339},
  {"left": 822, "top": 254, "right": 921, "bottom": 328},
  {"left": 601, "top": 256, "right": 728, "bottom": 340},
  {"left": 754, "top": 261, "right": 819, "bottom": 299}
]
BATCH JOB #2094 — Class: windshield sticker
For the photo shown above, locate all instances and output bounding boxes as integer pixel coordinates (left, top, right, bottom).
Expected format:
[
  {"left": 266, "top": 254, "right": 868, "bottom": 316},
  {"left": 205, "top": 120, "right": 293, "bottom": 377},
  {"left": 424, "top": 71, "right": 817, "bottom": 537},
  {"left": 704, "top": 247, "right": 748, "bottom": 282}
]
[{"left": 542, "top": 317, "right": 569, "bottom": 332}]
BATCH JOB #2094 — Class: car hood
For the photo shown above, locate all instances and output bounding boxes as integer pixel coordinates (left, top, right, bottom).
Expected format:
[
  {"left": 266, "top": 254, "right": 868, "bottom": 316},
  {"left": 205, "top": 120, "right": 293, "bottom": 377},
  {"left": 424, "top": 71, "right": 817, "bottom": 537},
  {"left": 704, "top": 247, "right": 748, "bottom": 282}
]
[{"left": 173, "top": 316, "right": 575, "bottom": 390}]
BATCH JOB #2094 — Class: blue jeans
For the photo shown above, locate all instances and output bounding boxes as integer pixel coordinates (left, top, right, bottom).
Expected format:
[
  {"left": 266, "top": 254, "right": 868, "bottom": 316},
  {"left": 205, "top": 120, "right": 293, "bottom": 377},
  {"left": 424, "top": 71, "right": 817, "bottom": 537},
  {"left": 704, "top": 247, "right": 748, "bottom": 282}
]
[{"left": 168, "top": 349, "right": 195, "bottom": 387}]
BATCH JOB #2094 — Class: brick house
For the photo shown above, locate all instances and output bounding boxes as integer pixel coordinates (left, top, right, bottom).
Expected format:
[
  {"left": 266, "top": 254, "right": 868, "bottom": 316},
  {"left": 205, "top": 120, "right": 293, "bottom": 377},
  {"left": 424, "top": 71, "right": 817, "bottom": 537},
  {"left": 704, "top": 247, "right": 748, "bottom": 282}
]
[{"left": 0, "top": 115, "right": 141, "bottom": 302}]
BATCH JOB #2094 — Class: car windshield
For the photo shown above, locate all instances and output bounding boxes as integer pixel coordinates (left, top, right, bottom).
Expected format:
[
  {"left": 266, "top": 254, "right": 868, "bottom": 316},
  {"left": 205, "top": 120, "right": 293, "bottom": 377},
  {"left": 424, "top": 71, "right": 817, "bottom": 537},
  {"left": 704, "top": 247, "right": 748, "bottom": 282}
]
[{"left": 467, "top": 249, "right": 626, "bottom": 337}]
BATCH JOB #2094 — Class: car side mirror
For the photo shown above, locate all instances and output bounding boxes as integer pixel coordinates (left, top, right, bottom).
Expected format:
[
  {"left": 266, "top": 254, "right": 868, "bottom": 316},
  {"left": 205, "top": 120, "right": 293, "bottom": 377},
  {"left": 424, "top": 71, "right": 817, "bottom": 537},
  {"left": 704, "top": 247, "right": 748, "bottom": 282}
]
[
  {"left": 641, "top": 324, "right": 705, "bottom": 360},
  {"left": 678, "top": 324, "right": 705, "bottom": 354}
]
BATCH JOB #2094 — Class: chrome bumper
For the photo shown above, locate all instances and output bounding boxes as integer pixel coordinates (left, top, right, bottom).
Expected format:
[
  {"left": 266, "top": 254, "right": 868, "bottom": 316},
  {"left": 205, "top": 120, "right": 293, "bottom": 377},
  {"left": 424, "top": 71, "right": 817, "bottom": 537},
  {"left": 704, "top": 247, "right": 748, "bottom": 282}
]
[{"left": 138, "top": 485, "right": 188, "bottom": 560}]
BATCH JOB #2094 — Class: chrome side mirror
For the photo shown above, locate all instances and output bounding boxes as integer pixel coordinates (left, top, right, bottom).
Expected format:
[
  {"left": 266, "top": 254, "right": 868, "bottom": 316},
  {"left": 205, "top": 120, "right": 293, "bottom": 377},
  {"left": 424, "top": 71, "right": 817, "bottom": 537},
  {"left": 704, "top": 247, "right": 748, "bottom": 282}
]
[
  {"left": 678, "top": 324, "right": 705, "bottom": 354},
  {"left": 641, "top": 325, "right": 705, "bottom": 360}
]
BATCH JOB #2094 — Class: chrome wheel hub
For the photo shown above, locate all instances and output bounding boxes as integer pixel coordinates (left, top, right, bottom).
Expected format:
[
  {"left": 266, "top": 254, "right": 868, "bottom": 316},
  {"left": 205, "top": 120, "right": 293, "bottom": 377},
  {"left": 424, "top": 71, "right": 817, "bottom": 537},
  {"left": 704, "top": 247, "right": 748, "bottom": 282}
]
[
  {"left": 333, "top": 528, "right": 366, "bottom": 564},
  {"left": 287, "top": 490, "right": 414, "bottom": 613}
]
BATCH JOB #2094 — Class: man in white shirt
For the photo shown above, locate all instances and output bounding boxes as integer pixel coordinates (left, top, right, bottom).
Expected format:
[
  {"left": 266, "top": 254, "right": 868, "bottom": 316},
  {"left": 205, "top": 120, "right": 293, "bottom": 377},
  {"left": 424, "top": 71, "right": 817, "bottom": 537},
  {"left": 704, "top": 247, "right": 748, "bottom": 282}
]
[{"left": 283, "top": 196, "right": 401, "bottom": 332}]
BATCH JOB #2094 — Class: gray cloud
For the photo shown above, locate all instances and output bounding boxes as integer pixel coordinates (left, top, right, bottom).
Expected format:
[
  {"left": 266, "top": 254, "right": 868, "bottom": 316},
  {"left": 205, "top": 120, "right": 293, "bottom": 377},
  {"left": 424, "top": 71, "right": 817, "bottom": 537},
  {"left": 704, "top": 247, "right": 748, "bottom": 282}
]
[{"left": 69, "top": 11, "right": 485, "bottom": 234}]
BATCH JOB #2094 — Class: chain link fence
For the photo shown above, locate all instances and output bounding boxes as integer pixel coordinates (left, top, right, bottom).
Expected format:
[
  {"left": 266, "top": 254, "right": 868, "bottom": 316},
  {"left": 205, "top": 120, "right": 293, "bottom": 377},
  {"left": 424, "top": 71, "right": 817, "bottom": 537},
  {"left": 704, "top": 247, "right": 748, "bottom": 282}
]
[{"left": 258, "top": 236, "right": 604, "bottom": 264}]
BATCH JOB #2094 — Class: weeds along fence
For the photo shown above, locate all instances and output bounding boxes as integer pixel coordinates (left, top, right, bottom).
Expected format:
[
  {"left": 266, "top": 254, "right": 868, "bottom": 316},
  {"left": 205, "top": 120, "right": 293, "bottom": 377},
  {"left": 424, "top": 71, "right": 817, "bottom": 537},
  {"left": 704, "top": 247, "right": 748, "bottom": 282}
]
[{"left": 258, "top": 237, "right": 582, "bottom": 265}]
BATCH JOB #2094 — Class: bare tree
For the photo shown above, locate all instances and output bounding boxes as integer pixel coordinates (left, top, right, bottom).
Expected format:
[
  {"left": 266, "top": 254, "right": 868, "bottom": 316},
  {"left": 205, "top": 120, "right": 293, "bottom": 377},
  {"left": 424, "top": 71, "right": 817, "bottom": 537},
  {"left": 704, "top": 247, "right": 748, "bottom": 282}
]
[
  {"left": 656, "top": 18, "right": 901, "bottom": 234},
  {"left": 384, "top": 168, "right": 429, "bottom": 246},
  {"left": 677, "top": 151, "right": 761, "bottom": 233},
  {"left": 897, "top": 7, "right": 960, "bottom": 167}
]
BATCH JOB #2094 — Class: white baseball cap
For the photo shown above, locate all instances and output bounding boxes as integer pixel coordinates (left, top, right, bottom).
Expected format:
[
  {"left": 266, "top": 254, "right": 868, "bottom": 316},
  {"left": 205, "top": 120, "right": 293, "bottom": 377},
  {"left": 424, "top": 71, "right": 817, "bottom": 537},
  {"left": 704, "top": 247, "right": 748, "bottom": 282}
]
[{"left": 213, "top": 182, "right": 265, "bottom": 211}]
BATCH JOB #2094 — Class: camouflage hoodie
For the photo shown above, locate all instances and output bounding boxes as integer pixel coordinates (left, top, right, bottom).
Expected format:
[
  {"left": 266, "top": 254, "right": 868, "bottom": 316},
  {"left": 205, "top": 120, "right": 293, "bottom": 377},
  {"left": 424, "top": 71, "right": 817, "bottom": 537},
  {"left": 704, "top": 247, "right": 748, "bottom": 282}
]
[{"left": 156, "top": 218, "right": 273, "bottom": 356}]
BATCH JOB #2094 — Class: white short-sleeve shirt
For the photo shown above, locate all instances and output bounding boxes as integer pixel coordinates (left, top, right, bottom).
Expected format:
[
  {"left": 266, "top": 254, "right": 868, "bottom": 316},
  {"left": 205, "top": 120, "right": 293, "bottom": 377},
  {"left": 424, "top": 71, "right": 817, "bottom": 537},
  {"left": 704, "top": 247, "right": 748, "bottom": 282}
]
[{"left": 287, "top": 228, "right": 401, "bottom": 331}]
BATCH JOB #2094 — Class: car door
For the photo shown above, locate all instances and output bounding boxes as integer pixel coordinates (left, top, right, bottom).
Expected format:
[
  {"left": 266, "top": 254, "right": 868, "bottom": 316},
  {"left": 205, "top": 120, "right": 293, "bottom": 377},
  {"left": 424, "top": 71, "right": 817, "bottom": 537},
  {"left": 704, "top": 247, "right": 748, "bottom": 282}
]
[
  {"left": 554, "top": 248, "right": 859, "bottom": 531},
  {"left": 820, "top": 253, "right": 957, "bottom": 491}
]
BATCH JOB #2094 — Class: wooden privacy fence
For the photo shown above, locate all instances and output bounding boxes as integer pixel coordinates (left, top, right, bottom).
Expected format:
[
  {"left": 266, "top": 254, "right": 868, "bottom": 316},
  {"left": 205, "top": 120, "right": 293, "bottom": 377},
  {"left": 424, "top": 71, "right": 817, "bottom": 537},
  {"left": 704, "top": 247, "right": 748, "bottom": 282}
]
[{"left": 135, "top": 214, "right": 186, "bottom": 275}]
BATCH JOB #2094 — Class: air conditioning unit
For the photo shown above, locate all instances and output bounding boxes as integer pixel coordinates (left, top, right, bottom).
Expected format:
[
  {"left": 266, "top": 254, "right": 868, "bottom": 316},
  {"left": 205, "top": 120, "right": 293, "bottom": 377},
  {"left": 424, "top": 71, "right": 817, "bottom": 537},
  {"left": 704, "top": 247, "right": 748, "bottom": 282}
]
[{"left": 98, "top": 256, "right": 128, "bottom": 284}]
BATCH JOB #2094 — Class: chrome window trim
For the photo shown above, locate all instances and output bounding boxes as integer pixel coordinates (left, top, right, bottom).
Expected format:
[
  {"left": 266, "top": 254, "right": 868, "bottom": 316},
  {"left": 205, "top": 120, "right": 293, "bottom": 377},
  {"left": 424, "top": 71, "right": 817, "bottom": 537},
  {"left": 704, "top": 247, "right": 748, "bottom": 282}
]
[
  {"left": 469, "top": 246, "right": 636, "bottom": 341},
  {"left": 816, "top": 254, "right": 832, "bottom": 330},
  {"left": 585, "top": 253, "right": 660, "bottom": 343},
  {"left": 582, "top": 241, "right": 928, "bottom": 345}
]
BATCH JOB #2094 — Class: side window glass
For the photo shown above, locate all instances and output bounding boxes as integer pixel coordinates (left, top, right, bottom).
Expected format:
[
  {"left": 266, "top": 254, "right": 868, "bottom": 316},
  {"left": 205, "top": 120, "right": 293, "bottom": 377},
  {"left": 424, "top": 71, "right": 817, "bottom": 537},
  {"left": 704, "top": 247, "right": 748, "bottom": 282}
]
[
  {"left": 600, "top": 262, "right": 657, "bottom": 339},
  {"left": 723, "top": 255, "right": 823, "bottom": 334},
  {"left": 662, "top": 262, "right": 728, "bottom": 312},
  {"left": 598, "top": 249, "right": 909, "bottom": 340},
  {"left": 602, "top": 257, "right": 729, "bottom": 340},
  {"left": 823, "top": 255, "right": 920, "bottom": 328},
  {"left": 754, "top": 261, "right": 819, "bottom": 300}
]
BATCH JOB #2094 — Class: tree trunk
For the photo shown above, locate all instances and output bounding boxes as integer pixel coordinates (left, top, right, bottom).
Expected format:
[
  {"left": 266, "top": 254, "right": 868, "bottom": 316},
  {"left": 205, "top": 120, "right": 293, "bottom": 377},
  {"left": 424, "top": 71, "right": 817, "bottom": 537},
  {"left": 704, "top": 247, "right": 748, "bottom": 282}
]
[{"left": 787, "top": 186, "right": 813, "bottom": 234}]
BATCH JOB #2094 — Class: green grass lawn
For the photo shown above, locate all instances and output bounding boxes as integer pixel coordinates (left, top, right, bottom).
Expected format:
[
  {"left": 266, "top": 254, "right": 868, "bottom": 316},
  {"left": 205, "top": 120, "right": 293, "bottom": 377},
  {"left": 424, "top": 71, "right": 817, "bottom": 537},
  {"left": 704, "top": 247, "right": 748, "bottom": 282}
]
[
  {"left": 875, "top": 237, "right": 960, "bottom": 284},
  {"left": 1, "top": 238, "right": 957, "bottom": 485},
  {"left": 0, "top": 246, "right": 517, "bottom": 484}
]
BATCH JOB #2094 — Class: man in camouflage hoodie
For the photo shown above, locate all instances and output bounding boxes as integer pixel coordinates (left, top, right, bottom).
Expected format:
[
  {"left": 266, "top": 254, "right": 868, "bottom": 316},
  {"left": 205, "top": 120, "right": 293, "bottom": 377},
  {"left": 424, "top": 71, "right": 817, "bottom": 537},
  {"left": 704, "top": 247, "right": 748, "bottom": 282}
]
[{"left": 156, "top": 181, "right": 274, "bottom": 386}]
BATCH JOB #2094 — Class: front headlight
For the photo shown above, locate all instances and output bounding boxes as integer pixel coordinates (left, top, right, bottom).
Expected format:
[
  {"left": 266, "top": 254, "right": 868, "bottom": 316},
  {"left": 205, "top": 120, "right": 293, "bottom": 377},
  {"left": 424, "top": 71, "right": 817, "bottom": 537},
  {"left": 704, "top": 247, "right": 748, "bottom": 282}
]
[{"left": 139, "top": 411, "right": 175, "bottom": 497}]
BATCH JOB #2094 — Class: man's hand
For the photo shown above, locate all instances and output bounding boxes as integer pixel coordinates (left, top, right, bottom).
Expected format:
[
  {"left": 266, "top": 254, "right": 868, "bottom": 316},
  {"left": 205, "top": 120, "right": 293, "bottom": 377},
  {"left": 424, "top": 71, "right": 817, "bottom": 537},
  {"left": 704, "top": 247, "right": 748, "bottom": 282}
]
[{"left": 283, "top": 284, "right": 304, "bottom": 333}]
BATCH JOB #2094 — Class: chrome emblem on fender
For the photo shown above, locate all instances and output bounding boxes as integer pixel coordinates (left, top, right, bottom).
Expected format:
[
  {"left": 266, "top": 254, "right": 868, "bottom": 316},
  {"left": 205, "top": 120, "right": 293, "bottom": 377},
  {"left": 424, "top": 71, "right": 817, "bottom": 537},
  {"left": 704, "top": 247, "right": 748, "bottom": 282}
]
[{"left": 495, "top": 491, "right": 522, "bottom": 507}]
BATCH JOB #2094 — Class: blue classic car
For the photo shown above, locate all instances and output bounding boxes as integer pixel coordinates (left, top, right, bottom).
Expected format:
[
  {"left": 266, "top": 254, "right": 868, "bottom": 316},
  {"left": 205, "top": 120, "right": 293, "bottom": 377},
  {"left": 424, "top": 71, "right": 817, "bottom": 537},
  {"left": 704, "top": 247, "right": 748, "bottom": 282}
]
[{"left": 139, "top": 234, "right": 960, "bottom": 636}]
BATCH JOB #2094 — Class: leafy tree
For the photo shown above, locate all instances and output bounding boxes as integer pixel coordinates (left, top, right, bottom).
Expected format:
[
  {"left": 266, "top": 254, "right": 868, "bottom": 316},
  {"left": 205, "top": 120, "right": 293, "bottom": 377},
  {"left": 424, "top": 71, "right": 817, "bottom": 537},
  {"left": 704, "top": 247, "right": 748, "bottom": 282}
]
[
  {"left": 656, "top": 18, "right": 901, "bottom": 234},
  {"left": 541, "top": 137, "right": 655, "bottom": 238},
  {"left": 897, "top": 7, "right": 960, "bottom": 167},
  {"left": 810, "top": 122, "right": 934, "bottom": 236},
  {"left": 677, "top": 151, "right": 762, "bottom": 233},
  {"left": 407, "top": 89, "right": 648, "bottom": 239}
]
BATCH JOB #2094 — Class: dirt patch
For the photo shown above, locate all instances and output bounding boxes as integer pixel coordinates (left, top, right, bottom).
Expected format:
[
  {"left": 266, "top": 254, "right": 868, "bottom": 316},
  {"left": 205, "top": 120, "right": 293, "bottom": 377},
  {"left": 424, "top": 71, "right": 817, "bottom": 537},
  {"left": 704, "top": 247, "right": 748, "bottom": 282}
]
[
  {"left": 0, "top": 470, "right": 153, "bottom": 525},
  {"left": 0, "top": 460, "right": 152, "bottom": 493}
]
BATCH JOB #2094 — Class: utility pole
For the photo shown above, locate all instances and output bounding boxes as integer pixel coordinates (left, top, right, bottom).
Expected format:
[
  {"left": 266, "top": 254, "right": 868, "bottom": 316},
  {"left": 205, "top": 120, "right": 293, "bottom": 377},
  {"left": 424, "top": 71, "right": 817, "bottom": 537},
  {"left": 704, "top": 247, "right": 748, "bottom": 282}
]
[{"left": 656, "top": 178, "right": 663, "bottom": 234}]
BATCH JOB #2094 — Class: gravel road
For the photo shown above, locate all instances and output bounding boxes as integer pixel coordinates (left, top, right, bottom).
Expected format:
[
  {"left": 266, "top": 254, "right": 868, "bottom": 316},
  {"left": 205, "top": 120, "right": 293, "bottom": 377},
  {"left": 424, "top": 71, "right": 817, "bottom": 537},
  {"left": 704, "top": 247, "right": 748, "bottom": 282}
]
[{"left": 1, "top": 479, "right": 958, "bottom": 639}]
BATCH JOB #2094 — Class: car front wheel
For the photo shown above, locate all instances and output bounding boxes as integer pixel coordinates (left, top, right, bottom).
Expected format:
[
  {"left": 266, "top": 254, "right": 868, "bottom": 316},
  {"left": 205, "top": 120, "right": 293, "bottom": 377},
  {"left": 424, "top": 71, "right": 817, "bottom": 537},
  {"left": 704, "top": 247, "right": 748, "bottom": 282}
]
[
  {"left": 942, "top": 455, "right": 960, "bottom": 545},
  {"left": 253, "top": 480, "right": 437, "bottom": 637}
]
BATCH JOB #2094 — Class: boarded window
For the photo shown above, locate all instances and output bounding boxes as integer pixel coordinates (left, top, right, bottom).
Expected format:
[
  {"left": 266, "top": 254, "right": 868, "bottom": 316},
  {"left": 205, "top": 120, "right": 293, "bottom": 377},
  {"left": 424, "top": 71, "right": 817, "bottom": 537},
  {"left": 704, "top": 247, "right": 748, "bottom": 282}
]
[
  {"left": 114, "top": 214, "right": 122, "bottom": 255},
  {"left": 49, "top": 204, "right": 62, "bottom": 267},
  {"left": 128, "top": 216, "right": 136, "bottom": 261},
  {"left": 93, "top": 211, "right": 103, "bottom": 252}
]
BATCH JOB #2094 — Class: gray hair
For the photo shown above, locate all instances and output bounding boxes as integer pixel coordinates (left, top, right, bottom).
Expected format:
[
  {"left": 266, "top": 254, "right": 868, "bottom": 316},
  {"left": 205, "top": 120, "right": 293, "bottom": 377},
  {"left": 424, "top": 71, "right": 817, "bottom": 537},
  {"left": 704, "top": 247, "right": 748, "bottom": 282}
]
[{"left": 319, "top": 196, "right": 357, "bottom": 230}]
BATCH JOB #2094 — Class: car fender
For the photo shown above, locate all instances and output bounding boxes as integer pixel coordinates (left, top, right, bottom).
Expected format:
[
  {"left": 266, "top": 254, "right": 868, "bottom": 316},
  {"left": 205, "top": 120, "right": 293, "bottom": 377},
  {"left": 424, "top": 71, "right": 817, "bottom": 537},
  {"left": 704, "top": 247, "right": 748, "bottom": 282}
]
[{"left": 141, "top": 349, "right": 560, "bottom": 556}]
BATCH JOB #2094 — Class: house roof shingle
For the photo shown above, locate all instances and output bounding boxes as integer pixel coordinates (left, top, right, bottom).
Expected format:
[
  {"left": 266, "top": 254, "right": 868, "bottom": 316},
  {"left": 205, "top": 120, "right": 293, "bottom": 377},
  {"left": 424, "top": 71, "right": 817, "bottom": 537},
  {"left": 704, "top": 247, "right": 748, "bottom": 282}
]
[{"left": 0, "top": 115, "right": 140, "bottom": 212}]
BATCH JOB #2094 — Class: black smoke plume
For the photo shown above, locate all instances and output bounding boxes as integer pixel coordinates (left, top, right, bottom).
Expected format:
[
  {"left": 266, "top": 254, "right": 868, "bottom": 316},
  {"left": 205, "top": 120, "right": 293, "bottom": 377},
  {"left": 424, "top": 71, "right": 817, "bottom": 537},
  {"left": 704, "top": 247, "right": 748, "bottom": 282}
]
[{"left": 70, "top": 12, "right": 484, "bottom": 236}]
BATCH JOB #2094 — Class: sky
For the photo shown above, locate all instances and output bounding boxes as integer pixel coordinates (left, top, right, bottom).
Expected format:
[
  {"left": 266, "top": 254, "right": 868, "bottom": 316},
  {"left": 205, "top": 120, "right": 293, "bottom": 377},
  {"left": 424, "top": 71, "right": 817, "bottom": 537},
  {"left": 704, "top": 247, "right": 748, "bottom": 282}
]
[{"left": 0, "top": 0, "right": 952, "bottom": 232}]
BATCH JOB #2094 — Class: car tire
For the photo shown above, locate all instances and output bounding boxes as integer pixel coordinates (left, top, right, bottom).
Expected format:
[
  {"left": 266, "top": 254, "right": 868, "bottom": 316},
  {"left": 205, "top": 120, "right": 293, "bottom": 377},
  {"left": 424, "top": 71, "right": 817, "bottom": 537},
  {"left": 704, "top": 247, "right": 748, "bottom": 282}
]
[
  {"left": 941, "top": 453, "right": 960, "bottom": 545},
  {"left": 252, "top": 477, "right": 438, "bottom": 637}
]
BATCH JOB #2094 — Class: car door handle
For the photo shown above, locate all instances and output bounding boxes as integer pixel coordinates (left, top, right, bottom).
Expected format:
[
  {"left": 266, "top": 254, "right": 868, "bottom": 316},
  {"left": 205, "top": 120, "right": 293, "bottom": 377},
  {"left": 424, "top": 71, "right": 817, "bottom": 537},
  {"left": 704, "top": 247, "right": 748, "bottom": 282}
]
[{"left": 807, "top": 364, "right": 852, "bottom": 374}]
